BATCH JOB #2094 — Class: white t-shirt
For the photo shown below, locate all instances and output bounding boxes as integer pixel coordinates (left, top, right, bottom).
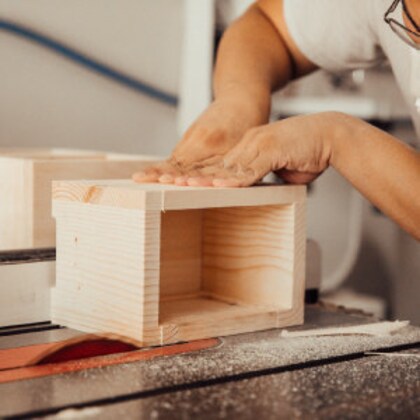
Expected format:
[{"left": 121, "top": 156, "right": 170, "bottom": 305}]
[
  {"left": 284, "top": 0, "right": 420, "bottom": 323},
  {"left": 283, "top": 0, "right": 420, "bottom": 141}
]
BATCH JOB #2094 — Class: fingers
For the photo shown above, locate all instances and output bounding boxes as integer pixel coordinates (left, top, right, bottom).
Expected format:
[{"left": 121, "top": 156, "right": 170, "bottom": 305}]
[
  {"left": 133, "top": 106, "right": 243, "bottom": 185},
  {"left": 133, "top": 127, "right": 278, "bottom": 188},
  {"left": 132, "top": 157, "right": 225, "bottom": 186},
  {"left": 210, "top": 130, "right": 278, "bottom": 187},
  {"left": 211, "top": 166, "right": 265, "bottom": 188},
  {"left": 185, "top": 161, "right": 225, "bottom": 186},
  {"left": 132, "top": 160, "right": 184, "bottom": 184},
  {"left": 132, "top": 165, "right": 162, "bottom": 183},
  {"left": 134, "top": 115, "right": 329, "bottom": 188},
  {"left": 173, "top": 127, "right": 231, "bottom": 167},
  {"left": 186, "top": 132, "right": 277, "bottom": 188},
  {"left": 133, "top": 136, "right": 231, "bottom": 186},
  {"left": 212, "top": 174, "right": 258, "bottom": 188}
]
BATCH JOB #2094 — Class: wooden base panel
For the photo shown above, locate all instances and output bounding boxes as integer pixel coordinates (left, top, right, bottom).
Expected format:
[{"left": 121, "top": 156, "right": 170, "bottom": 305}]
[{"left": 159, "top": 295, "right": 303, "bottom": 345}]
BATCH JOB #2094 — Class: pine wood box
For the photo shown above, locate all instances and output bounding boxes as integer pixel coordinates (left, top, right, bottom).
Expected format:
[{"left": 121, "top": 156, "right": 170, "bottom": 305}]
[
  {"left": 51, "top": 180, "right": 307, "bottom": 345},
  {"left": 0, "top": 149, "right": 159, "bottom": 250}
]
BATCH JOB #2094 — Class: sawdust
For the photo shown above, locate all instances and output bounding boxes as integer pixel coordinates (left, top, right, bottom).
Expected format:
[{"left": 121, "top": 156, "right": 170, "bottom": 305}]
[
  {"left": 47, "top": 406, "right": 102, "bottom": 419},
  {"left": 2, "top": 309, "right": 420, "bottom": 418},
  {"left": 280, "top": 320, "right": 410, "bottom": 338}
]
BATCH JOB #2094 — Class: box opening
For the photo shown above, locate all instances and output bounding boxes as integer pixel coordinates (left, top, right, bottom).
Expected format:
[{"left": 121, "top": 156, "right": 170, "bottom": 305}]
[{"left": 159, "top": 204, "right": 295, "bottom": 328}]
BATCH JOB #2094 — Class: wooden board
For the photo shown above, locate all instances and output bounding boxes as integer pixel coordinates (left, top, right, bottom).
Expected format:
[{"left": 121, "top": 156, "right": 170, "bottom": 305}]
[
  {"left": 0, "top": 149, "right": 160, "bottom": 250},
  {"left": 52, "top": 180, "right": 306, "bottom": 346}
]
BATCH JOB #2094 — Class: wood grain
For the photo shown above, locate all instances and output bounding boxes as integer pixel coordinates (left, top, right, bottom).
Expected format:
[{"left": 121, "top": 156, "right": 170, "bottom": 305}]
[
  {"left": 52, "top": 203, "right": 160, "bottom": 342},
  {"left": 52, "top": 180, "right": 306, "bottom": 346},
  {"left": 160, "top": 210, "right": 203, "bottom": 298},
  {"left": 0, "top": 157, "right": 32, "bottom": 248},
  {"left": 202, "top": 205, "right": 295, "bottom": 308},
  {"left": 0, "top": 148, "right": 160, "bottom": 250}
]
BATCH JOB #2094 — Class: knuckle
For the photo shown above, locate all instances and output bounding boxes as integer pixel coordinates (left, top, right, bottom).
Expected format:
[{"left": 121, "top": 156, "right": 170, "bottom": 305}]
[
  {"left": 244, "top": 129, "right": 273, "bottom": 149},
  {"left": 182, "top": 124, "right": 209, "bottom": 145},
  {"left": 243, "top": 128, "right": 274, "bottom": 148},
  {"left": 258, "top": 133, "right": 275, "bottom": 149},
  {"left": 144, "top": 165, "right": 160, "bottom": 174},
  {"left": 244, "top": 127, "right": 261, "bottom": 139},
  {"left": 192, "top": 125, "right": 211, "bottom": 139},
  {"left": 202, "top": 128, "right": 226, "bottom": 148},
  {"left": 186, "top": 125, "right": 227, "bottom": 148}
]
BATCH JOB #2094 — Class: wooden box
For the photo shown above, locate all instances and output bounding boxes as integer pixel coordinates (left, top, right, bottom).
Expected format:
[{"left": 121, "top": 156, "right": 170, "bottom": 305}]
[
  {"left": 51, "top": 180, "right": 306, "bottom": 345},
  {"left": 0, "top": 149, "right": 159, "bottom": 250}
]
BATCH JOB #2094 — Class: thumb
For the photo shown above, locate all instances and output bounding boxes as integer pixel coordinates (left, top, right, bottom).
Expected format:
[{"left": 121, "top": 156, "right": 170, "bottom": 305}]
[
  {"left": 275, "top": 169, "right": 321, "bottom": 185},
  {"left": 213, "top": 135, "right": 281, "bottom": 187}
]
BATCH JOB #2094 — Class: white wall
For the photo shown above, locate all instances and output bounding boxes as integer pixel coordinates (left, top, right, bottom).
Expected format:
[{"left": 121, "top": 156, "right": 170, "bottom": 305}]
[
  {"left": 1, "top": 0, "right": 418, "bottom": 324},
  {"left": 0, "top": 0, "right": 183, "bottom": 155}
]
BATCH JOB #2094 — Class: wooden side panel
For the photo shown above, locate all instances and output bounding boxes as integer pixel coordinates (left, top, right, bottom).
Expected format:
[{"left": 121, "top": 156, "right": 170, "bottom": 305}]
[
  {"left": 162, "top": 184, "right": 306, "bottom": 211},
  {"left": 202, "top": 205, "right": 295, "bottom": 308},
  {"left": 286, "top": 201, "right": 307, "bottom": 326},
  {"left": 50, "top": 181, "right": 306, "bottom": 211},
  {"left": 142, "top": 209, "right": 161, "bottom": 337},
  {"left": 32, "top": 159, "right": 159, "bottom": 248},
  {"left": 0, "top": 148, "right": 106, "bottom": 159},
  {"left": 0, "top": 158, "right": 32, "bottom": 250},
  {"left": 51, "top": 202, "right": 160, "bottom": 342},
  {"left": 160, "top": 210, "right": 203, "bottom": 298}
]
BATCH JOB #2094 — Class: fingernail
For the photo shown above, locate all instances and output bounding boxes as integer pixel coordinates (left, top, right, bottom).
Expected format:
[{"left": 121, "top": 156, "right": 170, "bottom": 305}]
[
  {"left": 159, "top": 174, "right": 174, "bottom": 183},
  {"left": 133, "top": 171, "right": 145, "bottom": 179},
  {"left": 213, "top": 178, "right": 237, "bottom": 188},
  {"left": 212, "top": 178, "right": 227, "bottom": 187},
  {"left": 174, "top": 176, "right": 188, "bottom": 185},
  {"left": 186, "top": 177, "right": 201, "bottom": 186}
]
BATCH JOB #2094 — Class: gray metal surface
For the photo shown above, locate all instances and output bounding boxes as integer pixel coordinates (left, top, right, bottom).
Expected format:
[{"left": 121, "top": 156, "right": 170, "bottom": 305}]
[
  {"left": 46, "top": 349, "right": 420, "bottom": 420},
  {"left": 305, "top": 238, "right": 321, "bottom": 290},
  {"left": 1, "top": 306, "right": 420, "bottom": 418}
]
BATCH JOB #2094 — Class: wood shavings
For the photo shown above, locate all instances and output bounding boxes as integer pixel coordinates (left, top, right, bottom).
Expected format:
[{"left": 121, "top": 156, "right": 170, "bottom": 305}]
[
  {"left": 52, "top": 406, "right": 102, "bottom": 418},
  {"left": 365, "top": 352, "right": 420, "bottom": 358},
  {"left": 280, "top": 320, "right": 410, "bottom": 338}
]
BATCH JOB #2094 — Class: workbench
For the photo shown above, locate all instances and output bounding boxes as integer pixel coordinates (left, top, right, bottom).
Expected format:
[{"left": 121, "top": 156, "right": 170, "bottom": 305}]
[
  {"left": 0, "top": 150, "right": 418, "bottom": 418},
  {"left": 1, "top": 305, "right": 419, "bottom": 419}
]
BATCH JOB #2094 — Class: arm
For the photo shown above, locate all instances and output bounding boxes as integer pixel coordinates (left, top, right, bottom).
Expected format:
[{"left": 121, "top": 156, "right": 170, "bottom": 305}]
[
  {"left": 213, "top": 1, "right": 316, "bottom": 121},
  {"left": 331, "top": 114, "right": 420, "bottom": 239},
  {"left": 184, "top": 112, "right": 420, "bottom": 240},
  {"left": 133, "top": 1, "right": 317, "bottom": 183}
]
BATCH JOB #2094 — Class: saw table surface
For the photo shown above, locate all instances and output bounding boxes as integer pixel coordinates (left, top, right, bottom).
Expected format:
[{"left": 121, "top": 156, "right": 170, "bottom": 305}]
[{"left": 1, "top": 305, "right": 419, "bottom": 419}]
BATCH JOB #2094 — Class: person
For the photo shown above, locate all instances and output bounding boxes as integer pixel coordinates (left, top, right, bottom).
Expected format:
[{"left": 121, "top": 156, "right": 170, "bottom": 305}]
[{"left": 134, "top": 0, "right": 420, "bottom": 240}]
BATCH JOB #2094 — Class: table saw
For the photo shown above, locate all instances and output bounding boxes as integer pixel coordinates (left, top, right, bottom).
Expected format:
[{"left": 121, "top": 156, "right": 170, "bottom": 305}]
[
  {"left": 1, "top": 302, "right": 419, "bottom": 419},
  {"left": 0, "top": 174, "right": 418, "bottom": 419}
]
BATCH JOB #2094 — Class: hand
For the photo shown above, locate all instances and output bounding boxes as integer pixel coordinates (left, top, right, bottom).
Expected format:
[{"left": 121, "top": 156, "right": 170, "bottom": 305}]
[
  {"left": 132, "top": 94, "right": 270, "bottom": 185},
  {"left": 181, "top": 113, "right": 335, "bottom": 187}
]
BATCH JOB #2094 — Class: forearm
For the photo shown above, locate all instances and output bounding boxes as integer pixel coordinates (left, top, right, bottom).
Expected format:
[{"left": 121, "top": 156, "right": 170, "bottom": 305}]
[
  {"left": 213, "top": 5, "right": 294, "bottom": 124},
  {"left": 330, "top": 113, "right": 420, "bottom": 239}
]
